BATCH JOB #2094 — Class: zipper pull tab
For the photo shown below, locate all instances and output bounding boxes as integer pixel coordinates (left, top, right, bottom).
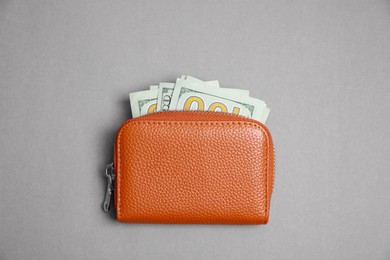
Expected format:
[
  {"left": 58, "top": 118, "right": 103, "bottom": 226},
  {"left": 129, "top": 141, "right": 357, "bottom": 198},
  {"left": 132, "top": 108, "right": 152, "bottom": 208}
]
[{"left": 103, "top": 163, "right": 115, "bottom": 212}]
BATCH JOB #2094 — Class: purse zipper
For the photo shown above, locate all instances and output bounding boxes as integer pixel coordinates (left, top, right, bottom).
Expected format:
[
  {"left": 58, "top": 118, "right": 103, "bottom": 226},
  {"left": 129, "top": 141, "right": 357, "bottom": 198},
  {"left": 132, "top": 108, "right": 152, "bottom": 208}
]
[
  {"left": 103, "top": 111, "right": 276, "bottom": 212},
  {"left": 103, "top": 163, "right": 115, "bottom": 212}
]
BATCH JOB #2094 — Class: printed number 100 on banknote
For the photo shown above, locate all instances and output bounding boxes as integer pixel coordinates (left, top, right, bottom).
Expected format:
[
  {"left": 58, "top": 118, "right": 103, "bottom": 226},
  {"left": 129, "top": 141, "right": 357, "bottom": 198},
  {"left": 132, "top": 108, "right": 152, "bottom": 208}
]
[{"left": 173, "top": 88, "right": 253, "bottom": 117}]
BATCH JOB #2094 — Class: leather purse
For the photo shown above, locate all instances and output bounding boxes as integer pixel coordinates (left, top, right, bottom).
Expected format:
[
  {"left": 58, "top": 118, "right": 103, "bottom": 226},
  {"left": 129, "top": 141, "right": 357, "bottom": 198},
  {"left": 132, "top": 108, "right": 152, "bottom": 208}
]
[{"left": 103, "top": 111, "right": 275, "bottom": 224}]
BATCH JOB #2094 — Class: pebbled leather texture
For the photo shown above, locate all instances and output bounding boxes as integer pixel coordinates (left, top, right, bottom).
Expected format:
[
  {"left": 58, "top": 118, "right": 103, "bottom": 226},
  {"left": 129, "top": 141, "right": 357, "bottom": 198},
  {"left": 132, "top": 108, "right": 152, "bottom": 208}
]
[{"left": 114, "top": 111, "right": 275, "bottom": 224}]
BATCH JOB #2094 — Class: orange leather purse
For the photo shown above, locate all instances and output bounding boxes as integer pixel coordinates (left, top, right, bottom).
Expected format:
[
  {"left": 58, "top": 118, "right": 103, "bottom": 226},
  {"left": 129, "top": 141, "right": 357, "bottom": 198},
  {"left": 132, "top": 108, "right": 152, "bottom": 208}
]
[{"left": 103, "top": 111, "right": 275, "bottom": 224}]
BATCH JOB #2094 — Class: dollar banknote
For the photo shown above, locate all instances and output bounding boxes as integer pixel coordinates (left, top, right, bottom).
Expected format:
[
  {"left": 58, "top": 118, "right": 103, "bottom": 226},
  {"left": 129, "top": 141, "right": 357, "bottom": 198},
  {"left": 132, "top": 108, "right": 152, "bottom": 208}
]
[
  {"left": 156, "top": 77, "right": 220, "bottom": 112},
  {"left": 129, "top": 75, "right": 270, "bottom": 123},
  {"left": 129, "top": 89, "right": 158, "bottom": 118},
  {"left": 130, "top": 76, "right": 216, "bottom": 116},
  {"left": 169, "top": 80, "right": 267, "bottom": 122}
]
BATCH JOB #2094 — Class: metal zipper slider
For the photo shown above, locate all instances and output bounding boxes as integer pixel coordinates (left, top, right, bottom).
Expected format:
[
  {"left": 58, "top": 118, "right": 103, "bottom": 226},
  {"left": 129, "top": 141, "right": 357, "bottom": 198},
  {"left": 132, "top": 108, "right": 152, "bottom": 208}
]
[{"left": 103, "top": 163, "right": 115, "bottom": 212}]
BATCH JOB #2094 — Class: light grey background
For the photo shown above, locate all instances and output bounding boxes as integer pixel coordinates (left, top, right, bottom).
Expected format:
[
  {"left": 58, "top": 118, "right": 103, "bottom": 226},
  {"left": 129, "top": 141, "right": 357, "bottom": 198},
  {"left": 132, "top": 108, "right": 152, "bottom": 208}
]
[{"left": 1, "top": 1, "right": 389, "bottom": 259}]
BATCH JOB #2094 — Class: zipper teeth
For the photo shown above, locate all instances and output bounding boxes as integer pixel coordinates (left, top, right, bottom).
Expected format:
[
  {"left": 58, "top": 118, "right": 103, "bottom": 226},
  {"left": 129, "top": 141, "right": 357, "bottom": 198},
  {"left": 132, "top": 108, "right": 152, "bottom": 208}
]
[
  {"left": 272, "top": 146, "right": 275, "bottom": 194},
  {"left": 150, "top": 110, "right": 255, "bottom": 121}
]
